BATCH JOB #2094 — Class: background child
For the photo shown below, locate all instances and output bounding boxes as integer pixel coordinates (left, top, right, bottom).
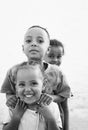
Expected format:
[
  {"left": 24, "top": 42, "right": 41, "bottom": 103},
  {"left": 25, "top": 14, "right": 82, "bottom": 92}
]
[
  {"left": 2, "top": 64, "right": 62, "bottom": 130},
  {"left": 0, "top": 25, "right": 50, "bottom": 109},
  {"left": 44, "top": 39, "right": 71, "bottom": 130},
  {"left": 44, "top": 39, "right": 64, "bottom": 66}
]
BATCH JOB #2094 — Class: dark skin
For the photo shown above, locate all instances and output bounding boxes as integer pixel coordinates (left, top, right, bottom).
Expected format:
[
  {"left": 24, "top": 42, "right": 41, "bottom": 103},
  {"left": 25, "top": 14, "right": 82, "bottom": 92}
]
[
  {"left": 6, "top": 94, "right": 17, "bottom": 109},
  {"left": 61, "top": 99, "right": 69, "bottom": 130},
  {"left": 3, "top": 99, "right": 27, "bottom": 130},
  {"left": 5, "top": 94, "right": 60, "bottom": 130},
  {"left": 44, "top": 43, "right": 70, "bottom": 130},
  {"left": 38, "top": 102, "right": 60, "bottom": 130},
  {"left": 50, "top": 94, "right": 69, "bottom": 130},
  {"left": 6, "top": 79, "right": 69, "bottom": 130}
]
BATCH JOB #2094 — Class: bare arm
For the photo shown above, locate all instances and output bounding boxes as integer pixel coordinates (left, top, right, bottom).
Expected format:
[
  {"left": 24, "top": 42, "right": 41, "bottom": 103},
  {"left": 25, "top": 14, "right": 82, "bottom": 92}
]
[
  {"left": 38, "top": 105, "right": 60, "bottom": 130},
  {"left": 3, "top": 117, "right": 20, "bottom": 130},
  {"left": 3, "top": 99, "right": 27, "bottom": 130},
  {"left": 47, "top": 119, "right": 60, "bottom": 130},
  {"left": 61, "top": 99, "right": 69, "bottom": 130},
  {"left": 51, "top": 94, "right": 65, "bottom": 103}
]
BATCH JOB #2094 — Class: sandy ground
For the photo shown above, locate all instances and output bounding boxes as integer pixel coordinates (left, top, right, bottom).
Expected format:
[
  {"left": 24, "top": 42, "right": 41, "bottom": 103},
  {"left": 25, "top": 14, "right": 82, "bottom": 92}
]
[{"left": 0, "top": 92, "right": 88, "bottom": 130}]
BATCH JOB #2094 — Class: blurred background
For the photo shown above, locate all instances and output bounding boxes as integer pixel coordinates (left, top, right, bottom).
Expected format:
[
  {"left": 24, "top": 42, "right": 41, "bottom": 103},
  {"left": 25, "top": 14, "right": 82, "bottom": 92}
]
[{"left": 0, "top": 0, "right": 88, "bottom": 129}]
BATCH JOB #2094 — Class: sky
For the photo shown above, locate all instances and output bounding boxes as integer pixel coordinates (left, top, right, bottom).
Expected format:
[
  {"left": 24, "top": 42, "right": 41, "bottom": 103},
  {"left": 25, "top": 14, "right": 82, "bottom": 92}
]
[{"left": 0, "top": 0, "right": 88, "bottom": 95}]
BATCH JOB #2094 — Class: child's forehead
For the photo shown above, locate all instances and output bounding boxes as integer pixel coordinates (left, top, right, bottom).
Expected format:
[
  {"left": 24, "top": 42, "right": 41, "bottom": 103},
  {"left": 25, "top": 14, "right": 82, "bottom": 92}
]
[
  {"left": 25, "top": 27, "right": 49, "bottom": 39},
  {"left": 17, "top": 66, "right": 43, "bottom": 79},
  {"left": 49, "top": 46, "right": 63, "bottom": 53}
]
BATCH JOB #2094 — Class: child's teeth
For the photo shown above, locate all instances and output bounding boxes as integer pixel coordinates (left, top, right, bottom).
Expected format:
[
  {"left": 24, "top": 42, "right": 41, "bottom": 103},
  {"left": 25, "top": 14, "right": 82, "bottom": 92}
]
[{"left": 26, "top": 95, "right": 32, "bottom": 98}]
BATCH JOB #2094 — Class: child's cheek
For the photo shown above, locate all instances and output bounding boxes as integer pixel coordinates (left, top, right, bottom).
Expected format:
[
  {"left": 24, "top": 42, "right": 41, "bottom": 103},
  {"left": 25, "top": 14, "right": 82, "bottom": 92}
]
[
  {"left": 16, "top": 88, "right": 24, "bottom": 97},
  {"left": 33, "top": 88, "right": 42, "bottom": 98}
]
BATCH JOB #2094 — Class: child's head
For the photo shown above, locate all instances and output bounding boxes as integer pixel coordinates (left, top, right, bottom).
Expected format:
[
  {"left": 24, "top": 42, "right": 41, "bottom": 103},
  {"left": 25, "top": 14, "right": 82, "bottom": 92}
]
[
  {"left": 44, "top": 39, "right": 64, "bottom": 66},
  {"left": 15, "top": 64, "right": 44, "bottom": 105},
  {"left": 44, "top": 67, "right": 58, "bottom": 94},
  {"left": 22, "top": 25, "right": 50, "bottom": 62}
]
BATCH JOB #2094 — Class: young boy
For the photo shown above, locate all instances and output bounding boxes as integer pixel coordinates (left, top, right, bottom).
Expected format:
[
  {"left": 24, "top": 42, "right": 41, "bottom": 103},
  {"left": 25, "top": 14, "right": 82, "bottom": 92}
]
[
  {"left": 44, "top": 39, "right": 71, "bottom": 130},
  {"left": 2, "top": 64, "right": 62, "bottom": 130}
]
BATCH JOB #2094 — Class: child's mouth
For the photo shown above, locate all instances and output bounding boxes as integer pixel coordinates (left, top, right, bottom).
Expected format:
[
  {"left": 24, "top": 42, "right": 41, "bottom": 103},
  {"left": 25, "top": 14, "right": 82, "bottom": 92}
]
[
  {"left": 25, "top": 95, "right": 33, "bottom": 98},
  {"left": 29, "top": 50, "right": 39, "bottom": 53},
  {"left": 24, "top": 92, "right": 34, "bottom": 98}
]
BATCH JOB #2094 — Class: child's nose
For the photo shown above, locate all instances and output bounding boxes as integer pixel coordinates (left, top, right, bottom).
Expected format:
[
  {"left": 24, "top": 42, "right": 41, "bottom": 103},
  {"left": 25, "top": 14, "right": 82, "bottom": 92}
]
[
  {"left": 54, "top": 58, "right": 58, "bottom": 62},
  {"left": 25, "top": 86, "right": 31, "bottom": 91},
  {"left": 31, "top": 41, "right": 37, "bottom": 47},
  {"left": 31, "top": 44, "right": 37, "bottom": 47}
]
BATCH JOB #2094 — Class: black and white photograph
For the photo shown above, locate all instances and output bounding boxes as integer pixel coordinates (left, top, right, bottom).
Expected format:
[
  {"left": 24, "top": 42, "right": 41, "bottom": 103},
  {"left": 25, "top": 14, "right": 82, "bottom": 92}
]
[{"left": 0, "top": 0, "right": 88, "bottom": 130}]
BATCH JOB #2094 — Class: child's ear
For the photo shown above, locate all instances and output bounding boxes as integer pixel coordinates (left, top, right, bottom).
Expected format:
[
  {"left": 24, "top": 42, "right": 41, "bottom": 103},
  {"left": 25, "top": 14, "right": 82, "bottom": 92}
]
[{"left": 47, "top": 47, "right": 51, "bottom": 54}]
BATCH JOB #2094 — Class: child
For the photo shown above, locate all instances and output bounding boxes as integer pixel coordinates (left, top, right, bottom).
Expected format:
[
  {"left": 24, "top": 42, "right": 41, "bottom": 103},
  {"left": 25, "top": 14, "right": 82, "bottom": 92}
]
[
  {"left": 44, "top": 39, "right": 71, "bottom": 130},
  {"left": 2, "top": 64, "right": 62, "bottom": 130},
  {"left": 1, "top": 26, "right": 69, "bottom": 129},
  {"left": 0, "top": 25, "right": 50, "bottom": 108},
  {"left": 44, "top": 39, "right": 64, "bottom": 66}
]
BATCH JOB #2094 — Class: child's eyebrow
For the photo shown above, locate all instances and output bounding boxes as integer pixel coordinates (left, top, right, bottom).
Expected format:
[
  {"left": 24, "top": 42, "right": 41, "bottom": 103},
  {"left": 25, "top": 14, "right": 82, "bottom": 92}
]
[
  {"left": 19, "top": 81, "right": 25, "bottom": 83},
  {"left": 25, "top": 36, "right": 32, "bottom": 39},
  {"left": 37, "top": 36, "right": 43, "bottom": 38}
]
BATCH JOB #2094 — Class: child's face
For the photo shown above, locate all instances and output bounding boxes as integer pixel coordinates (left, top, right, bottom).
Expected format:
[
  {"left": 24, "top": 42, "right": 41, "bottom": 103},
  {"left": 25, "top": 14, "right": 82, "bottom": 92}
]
[
  {"left": 45, "top": 46, "right": 63, "bottom": 66},
  {"left": 23, "top": 27, "right": 49, "bottom": 61},
  {"left": 16, "top": 67, "right": 43, "bottom": 105}
]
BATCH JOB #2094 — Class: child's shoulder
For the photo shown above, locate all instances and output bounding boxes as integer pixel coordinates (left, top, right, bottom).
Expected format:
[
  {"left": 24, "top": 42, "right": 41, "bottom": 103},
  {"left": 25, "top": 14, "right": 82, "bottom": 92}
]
[
  {"left": 46, "top": 63, "right": 63, "bottom": 75},
  {"left": 10, "top": 62, "right": 27, "bottom": 72},
  {"left": 7, "top": 61, "right": 28, "bottom": 77}
]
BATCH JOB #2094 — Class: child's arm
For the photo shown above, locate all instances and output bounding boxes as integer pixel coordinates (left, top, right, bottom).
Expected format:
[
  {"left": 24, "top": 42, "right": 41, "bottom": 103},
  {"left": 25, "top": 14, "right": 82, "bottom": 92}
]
[
  {"left": 38, "top": 104, "right": 60, "bottom": 130},
  {"left": 6, "top": 94, "right": 17, "bottom": 109},
  {"left": 61, "top": 99, "right": 69, "bottom": 130},
  {"left": 3, "top": 99, "right": 27, "bottom": 130},
  {"left": 51, "top": 94, "right": 65, "bottom": 103},
  {"left": 55, "top": 74, "right": 70, "bottom": 130}
]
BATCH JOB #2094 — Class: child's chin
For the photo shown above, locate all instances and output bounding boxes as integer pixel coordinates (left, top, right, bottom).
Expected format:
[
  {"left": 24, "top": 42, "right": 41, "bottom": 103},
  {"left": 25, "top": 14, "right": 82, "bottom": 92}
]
[
  {"left": 30, "top": 56, "right": 42, "bottom": 61},
  {"left": 25, "top": 100, "right": 37, "bottom": 105}
]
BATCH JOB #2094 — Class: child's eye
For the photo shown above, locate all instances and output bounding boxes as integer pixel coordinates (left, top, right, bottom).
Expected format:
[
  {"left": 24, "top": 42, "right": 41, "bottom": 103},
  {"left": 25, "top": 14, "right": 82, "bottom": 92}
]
[
  {"left": 57, "top": 55, "right": 62, "bottom": 59},
  {"left": 18, "top": 83, "right": 25, "bottom": 87},
  {"left": 31, "top": 82, "right": 38, "bottom": 86},
  {"left": 48, "top": 54, "right": 54, "bottom": 58},
  {"left": 38, "top": 39, "right": 44, "bottom": 43},
  {"left": 26, "top": 39, "right": 31, "bottom": 43},
  {"left": 37, "top": 37, "right": 44, "bottom": 44}
]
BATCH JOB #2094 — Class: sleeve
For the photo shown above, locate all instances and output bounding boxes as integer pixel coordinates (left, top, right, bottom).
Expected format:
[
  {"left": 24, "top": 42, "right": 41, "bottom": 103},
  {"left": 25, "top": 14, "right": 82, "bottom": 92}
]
[
  {"left": 0, "top": 69, "right": 16, "bottom": 94},
  {"left": 0, "top": 94, "right": 11, "bottom": 129},
  {"left": 55, "top": 73, "right": 71, "bottom": 98}
]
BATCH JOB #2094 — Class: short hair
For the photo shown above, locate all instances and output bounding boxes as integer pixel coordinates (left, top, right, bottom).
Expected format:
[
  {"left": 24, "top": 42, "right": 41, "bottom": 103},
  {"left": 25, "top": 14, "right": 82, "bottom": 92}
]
[
  {"left": 13, "top": 64, "right": 44, "bottom": 84},
  {"left": 50, "top": 39, "right": 64, "bottom": 54},
  {"left": 28, "top": 25, "right": 50, "bottom": 39}
]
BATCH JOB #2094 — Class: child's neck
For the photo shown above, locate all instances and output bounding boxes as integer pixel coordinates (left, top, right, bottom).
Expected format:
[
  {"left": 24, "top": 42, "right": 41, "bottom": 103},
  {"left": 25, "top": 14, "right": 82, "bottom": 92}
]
[
  {"left": 28, "top": 58, "right": 43, "bottom": 66},
  {"left": 27, "top": 103, "right": 38, "bottom": 111}
]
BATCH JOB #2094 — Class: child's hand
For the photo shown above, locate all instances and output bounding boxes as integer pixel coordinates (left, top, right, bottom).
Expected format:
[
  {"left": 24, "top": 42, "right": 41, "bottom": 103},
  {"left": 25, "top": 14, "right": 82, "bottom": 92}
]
[
  {"left": 12, "top": 98, "right": 27, "bottom": 120},
  {"left": 6, "top": 95, "right": 17, "bottom": 109},
  {"left": 38, "top": 104, "right": 54, "bottom": 121},
  {"left": 37, "top": 93, "right": 53, "bottom": 106}
]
